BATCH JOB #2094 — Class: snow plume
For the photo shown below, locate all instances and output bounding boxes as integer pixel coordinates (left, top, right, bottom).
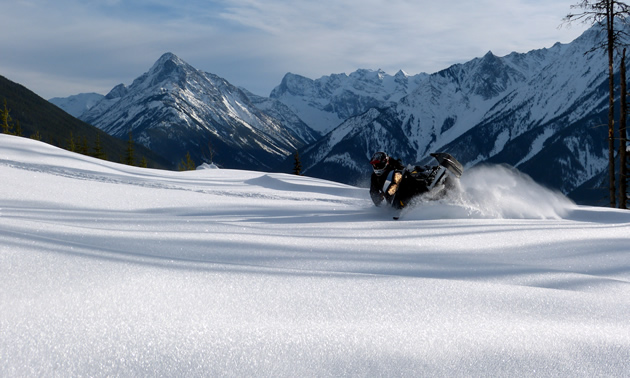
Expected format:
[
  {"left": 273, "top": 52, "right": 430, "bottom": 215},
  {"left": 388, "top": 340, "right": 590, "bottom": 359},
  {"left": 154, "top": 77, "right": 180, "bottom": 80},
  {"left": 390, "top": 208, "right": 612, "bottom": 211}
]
[
  {"left": 407, "top": 165, "right": 576, "bottom": 220},
  {"left": 458, "top": 164, "right": 575, "bottom": 219}
]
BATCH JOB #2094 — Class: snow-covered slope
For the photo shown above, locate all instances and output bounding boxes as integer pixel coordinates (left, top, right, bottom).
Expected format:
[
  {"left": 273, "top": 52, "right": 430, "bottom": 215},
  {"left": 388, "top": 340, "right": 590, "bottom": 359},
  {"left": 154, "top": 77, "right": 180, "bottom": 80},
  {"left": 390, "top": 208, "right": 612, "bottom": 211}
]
[
  {"left": 79, "top": 53, "right": 318, "bottom": 170},
  {"left": 240, "top": 88, "right": 321, "bottom": 145},
  {"left": 270, "top": 69, "right": 428, "bottom": 134},
  {"left": 49, "top": 92, "right": 105, "bottom": 118},
  {"left": 292, "top": 26, "right": 619, "bottom": 204},
  {"left": 2, "top": 134, "right": 630, "bottom": 376}
]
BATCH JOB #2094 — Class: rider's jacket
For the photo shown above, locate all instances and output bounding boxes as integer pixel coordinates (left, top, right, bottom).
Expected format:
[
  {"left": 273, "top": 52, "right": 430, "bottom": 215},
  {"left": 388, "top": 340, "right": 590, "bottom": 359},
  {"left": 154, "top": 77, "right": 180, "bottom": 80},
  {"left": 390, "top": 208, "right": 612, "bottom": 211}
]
[{"left": 369, "top": 158, "right": 405, "bottom": 207}]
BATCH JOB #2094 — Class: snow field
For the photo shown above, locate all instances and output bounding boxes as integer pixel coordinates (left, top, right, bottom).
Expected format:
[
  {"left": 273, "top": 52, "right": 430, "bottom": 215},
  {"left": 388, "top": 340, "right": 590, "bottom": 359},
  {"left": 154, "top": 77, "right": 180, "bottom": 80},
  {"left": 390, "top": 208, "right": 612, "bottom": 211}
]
[{"left": 1, "top": 134, "right": 629, "bottom": 376}]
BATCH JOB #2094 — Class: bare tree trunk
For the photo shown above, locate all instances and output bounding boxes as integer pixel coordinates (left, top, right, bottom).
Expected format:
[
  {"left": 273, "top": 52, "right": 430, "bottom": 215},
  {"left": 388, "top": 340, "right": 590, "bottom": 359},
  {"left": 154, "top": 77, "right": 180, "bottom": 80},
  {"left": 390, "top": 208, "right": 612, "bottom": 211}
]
[
  {"left": 564, "top": 0, "right": 630, "bottom": 206},
  {"left": 607, "top": 0, "right": 617, "bottom": 207},
  {"left": 620, "top": 49, "right": 628, "bottom": 208}
]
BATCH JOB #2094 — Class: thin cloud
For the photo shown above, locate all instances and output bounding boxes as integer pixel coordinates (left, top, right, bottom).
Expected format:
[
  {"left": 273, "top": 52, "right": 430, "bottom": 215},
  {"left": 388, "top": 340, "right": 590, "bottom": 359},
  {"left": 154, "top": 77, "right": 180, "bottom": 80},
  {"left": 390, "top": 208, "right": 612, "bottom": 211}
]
[{"left": 1, "top": 0, "right": 589, "bottom": 99}]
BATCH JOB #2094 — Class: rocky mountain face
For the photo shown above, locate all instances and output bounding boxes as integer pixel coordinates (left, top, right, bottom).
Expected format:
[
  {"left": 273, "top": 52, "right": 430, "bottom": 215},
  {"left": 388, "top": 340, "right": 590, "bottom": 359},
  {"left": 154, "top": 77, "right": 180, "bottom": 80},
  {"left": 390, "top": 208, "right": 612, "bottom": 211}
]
[
  {"left": 77, "top": 53, "right": 319, "bottom": 170},
  {"left": 288, "top": 26, "right": 619, "bottom": 204},
  {"left": 269, "top": 69, "right": 428, "bottom": 134}
]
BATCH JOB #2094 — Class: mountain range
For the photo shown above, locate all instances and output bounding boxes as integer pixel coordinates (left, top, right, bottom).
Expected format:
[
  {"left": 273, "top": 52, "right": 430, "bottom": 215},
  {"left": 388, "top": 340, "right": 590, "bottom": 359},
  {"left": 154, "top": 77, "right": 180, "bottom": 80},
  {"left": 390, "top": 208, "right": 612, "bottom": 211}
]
[
  {"left": 54, "top": 53, "right": 320, "bottom": 170},
  {"left": 49, "top": 25, "right": 624, "bottom": 204},
  {"left": 269, "top": 69, "right": 427, "bottom": 135},
  {"left": 282, "top": 26, "right": 619, "bottom": 205}
]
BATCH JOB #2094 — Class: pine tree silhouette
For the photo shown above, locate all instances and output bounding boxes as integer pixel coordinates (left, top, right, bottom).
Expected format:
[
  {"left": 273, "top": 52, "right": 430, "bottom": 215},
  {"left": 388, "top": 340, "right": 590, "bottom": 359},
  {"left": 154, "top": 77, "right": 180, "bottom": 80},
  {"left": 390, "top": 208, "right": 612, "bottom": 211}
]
[{"left": 293, "top": 150, "right": 302, "bottom": 175}]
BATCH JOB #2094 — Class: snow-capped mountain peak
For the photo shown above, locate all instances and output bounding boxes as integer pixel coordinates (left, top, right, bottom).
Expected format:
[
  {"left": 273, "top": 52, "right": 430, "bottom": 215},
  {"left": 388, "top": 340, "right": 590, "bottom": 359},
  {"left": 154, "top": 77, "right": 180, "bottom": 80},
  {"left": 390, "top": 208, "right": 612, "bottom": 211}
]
[
  {"left": 105, "top": 83, "right": 128, "bottom": 100},
  {"left": 270, "top": 68, "right": 428, "bottom": 134},
  {"left": 132, "top": 52, "right": 192, "bottom": 91},
  {"left": 79, "top": 53, "right": 318, "bottom": 170},
  {"left": 49, "top": 92, "right": 105, "bottom": 118}
]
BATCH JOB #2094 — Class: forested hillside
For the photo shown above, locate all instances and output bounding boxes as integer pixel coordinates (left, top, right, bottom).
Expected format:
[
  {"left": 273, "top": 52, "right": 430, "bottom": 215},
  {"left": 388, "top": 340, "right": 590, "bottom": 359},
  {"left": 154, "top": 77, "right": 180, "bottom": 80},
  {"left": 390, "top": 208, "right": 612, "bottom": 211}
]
[{"left": 0, "top": 75, "right": 172, "bottom": 169}]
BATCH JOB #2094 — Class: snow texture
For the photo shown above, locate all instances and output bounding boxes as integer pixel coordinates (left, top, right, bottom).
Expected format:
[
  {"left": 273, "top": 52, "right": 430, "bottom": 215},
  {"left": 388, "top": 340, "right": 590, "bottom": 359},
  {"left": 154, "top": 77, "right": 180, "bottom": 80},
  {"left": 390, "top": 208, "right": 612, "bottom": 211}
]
[{"left": 1, "top": 134, "right": 629, "bottom": 376}]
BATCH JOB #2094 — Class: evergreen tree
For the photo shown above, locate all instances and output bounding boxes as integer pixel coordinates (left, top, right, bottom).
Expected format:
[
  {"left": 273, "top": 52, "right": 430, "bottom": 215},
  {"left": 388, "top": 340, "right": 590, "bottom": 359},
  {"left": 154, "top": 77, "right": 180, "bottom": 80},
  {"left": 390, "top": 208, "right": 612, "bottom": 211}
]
[
  {"left": 79, "top": 136, "right": 89, "bottom": 155},
  {"left": 178, "top": 151, "right": 196, "bottom": 171},
  {"left": 31, "top": 130, "right": 42, "bottom": 141},
  {"left": 1, "top": 99, "right": 12, "bottom": 134},
  {"left": 293, "top": 150, "right": 302, "bottom": 175},
  {"left": 14, "top": 120, "right": 22, "bottom": 137},
  {"left": 140, "top": 156, "right": 148, "bottom": 168},
  {"left": 67, "top": 131, "right": 76, "bottom": 152},
  {"left": 92, "top": 133, "right": 106, "bottom": 160},
  {"left": 124, "top": 132, "right": 135, "bottom": 166}
]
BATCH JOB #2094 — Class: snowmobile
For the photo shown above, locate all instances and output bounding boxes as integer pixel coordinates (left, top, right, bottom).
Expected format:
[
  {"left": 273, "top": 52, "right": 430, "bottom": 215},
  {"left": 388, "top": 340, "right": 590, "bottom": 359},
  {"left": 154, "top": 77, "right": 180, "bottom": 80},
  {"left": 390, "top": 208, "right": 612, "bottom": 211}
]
[{"left": 389, "top": 153, "right": 464, "bottom": 218}]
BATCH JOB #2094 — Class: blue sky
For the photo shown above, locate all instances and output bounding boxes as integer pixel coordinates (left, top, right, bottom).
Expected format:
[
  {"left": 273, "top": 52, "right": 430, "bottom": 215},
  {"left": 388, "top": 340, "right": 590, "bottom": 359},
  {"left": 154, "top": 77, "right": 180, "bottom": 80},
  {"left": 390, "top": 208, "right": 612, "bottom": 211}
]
[{"left": 2, "top": 0, "right": 589, "bottom": 99}]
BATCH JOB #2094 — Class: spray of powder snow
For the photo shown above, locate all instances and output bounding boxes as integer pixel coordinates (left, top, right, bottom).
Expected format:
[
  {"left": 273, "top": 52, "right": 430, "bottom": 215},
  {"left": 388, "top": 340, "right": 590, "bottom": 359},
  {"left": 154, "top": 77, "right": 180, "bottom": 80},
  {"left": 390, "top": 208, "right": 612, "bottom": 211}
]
[{"left": 405, "top": 164, "right": 576, "bottom": 220}]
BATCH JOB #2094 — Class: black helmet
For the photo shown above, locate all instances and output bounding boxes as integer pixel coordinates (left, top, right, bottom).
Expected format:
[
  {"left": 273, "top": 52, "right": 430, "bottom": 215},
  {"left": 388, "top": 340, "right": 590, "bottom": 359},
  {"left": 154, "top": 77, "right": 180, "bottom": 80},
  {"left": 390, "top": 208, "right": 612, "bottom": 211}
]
[{"left": 370, "top": 151, "right": 389, "bottom": 176}]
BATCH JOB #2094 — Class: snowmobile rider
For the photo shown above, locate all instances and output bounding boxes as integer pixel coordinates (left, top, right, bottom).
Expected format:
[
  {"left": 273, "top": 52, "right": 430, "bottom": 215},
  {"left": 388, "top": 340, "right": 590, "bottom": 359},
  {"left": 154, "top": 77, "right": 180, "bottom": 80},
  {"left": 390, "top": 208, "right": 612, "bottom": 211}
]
[{"left": 369, "top": 151, "right": 406, "bottom": 208}]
